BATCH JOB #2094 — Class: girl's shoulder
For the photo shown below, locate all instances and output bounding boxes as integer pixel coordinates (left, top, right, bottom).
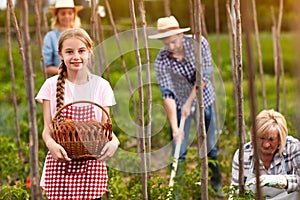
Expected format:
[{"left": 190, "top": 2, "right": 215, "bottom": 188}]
[
  {"left": 90, "top": 74, "right": 111, "bottom": 86},
  {"left": 44, "top": 75, "right": 59, "bottom": 86}
]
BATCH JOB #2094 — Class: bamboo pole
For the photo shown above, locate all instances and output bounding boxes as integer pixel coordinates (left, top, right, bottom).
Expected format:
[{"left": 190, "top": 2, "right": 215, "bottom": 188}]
[
  {"left": 277, "top": 0, "right": 286, "bottom": 115},
  {"left": 139, "top": 0, "right": 152, "bottom": 175},
  {"left": 271, "top": 7, "right": 280, "bottom": 112},
  {"left": 233, "top": 0, "right": 246, "bottom": 196},
  {"left": 294, "top": 0, "right": 300, "bottom": 136},
  {"left": 90, "top": 0, "right": 98, "bottom": 42},
  {"left": 92, "top": 2, "right": 107, "bottom": 77},
  {"left": 251, "top": 0, "right": 267, "bottom": 109},
  {"left": 211, "top": 0, "right": 221, "bottom": 139},
  {"left": 6, "top": 3, "right": 24, "bottom": 164},
  {"left": 42, "top": 4, "right": 49, "bottom": 35},
  {"left": 200, "top": 4, "right": 208, "bottom": 39},
  {"left": 7, "top": 0, "right": 42, "bottom": 198},
  {"left": 89, "top": 0, "right": 98, "bottom": 74},
  {"left": 194, "top": 0, "right": 208, "bottom": 198},
  {"left": 34, "top": 0, "right": 47, "bottom": 80},
  {"left": 226, "top": 0, "right": 239, "bottom": 134},
  {"left": 164, "top": 0, "right": 171, "bottom": 16},
  {"left": 214, "top": 0, "right": 221, "bottom": 70},
  {"left": 104, "top": 0, "right": 139, "bottom": 150},
  {"left": 189, "top": 0, "right": 195, "bottom": 34},
  {"left": 128, "top": 0, "right": 148, "bottom": 199},
  {"left": 97, "top": 8, "right": 110, "bottom": 82},
  {"left": 241, "top": 0, "right": 262, "bottom": 199}
]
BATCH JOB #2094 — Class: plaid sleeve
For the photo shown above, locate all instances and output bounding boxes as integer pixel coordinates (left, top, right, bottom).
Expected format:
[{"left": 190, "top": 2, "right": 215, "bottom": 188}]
[
  {"left": 159, "top": 86, "right": 175, "bottom": 100},
  {"left": 201, "top": 37, "right": 213, "bottom": 83},
  {"left": 286, "top": 140, "right": 300, "bottom": 193},
  {"left": 231, "top": 149, "right": 240, "bottom": 185},
  {"left": 154, "top": 50, "right": 174, "bottom": 98}
]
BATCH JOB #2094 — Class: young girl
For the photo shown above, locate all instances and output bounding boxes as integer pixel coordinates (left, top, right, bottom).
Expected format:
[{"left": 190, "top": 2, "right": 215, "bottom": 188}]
[
  {"left": 43, "top": 0, "right": 83, "bottom": 76},
  {"left": 36, "top": 28, "right": 119, "bottom": 199}
]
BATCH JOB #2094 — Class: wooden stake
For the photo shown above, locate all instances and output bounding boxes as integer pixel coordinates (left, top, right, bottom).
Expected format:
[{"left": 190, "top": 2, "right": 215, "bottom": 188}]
[
  {"left": 8, "top": 0, "right": 42, "bottom": 198},
  {"left": 194, "top": 0, "right": 209, "bottom": 199},
  {"left": 164, "top": 0, "right": 171, "bottom": 16},
  {"left": 128, "top": 0, "right": 148, "bottom": 199},
  {"left": 139, "top": 0, "right": 152, "bottom": 174},
  {"left": 6, "top": 1, "right": 24, "bottom": 166},
  {"left": 233, "top": 0, "right": 247, "bottom": 196},
  {"left": 104, "top": 0, "right": 139, "bottom": 150},
  {"left": 251, "top": 0, "right": 267, "bottom": 109},
  {"left": 242, "top": 0, "right": 262, "bottom": 199}
]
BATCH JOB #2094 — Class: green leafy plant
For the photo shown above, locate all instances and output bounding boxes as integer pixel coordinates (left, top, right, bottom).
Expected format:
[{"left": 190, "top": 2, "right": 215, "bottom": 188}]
[
  {"left": 0, "top": 184, "right": 30, "bottom": 200},
  {"left": 223, "top": 185, "right": 261, "bottom": 200}
]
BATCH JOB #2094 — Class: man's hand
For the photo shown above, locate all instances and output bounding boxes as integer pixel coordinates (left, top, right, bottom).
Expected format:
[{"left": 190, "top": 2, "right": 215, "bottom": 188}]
[
  {"left": 181, "top": 102, "right": 192, "bottom": 118},
  {"left": 172, "top": 127, "right": 184, "bottom": 144}
]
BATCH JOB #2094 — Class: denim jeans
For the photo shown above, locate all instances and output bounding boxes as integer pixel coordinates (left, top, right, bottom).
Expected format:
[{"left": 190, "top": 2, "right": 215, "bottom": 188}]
[{"left": 170, "top": 105, "right": 222, "bottom": 191}]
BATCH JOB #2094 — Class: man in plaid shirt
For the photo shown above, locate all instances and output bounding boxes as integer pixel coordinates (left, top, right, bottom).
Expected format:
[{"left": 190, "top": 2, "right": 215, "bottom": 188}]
[{"left": 149, "top": 16, "right": 223, "bottom": 197}]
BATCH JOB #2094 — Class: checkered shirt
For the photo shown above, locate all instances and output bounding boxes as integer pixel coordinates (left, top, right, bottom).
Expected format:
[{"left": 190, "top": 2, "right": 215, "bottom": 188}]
[
  {"left": 231, "top": 136, "right": 300, "bottom": 193},
  {"left": 44, "top": 104, "right": 108, "bottom": 199},
  {"left": 154, "top": 35, "right": 215, "bottom": 110}
]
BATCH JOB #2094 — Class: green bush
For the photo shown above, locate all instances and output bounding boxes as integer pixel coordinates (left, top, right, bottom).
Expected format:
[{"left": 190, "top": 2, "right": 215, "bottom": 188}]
[
  {"left": 0, "top": 136, "right": 30, "bottom": 185},
  {"left": 0, "top": 184, "right": 30, "bottom": 200}
]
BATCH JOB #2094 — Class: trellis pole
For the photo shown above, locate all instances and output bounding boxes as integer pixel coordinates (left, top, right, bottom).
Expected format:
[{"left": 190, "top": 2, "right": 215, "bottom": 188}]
[
  {"left": 200, "top": 5, "right": 208, "bottom": 39},
  {"left": 232, "top": 0, "right": 247, "bottom": 195},
  {"left": 6, "top": 2, "right": 24, "bottom": 165},
  {"left": 214, "top": 0, "right": 221, "bottom": 70},
  {"left": 277, "top": 0, "right": 286, "bottom": 115},
  {"left": 104, "top": 0, "right": 139, "bottom": 150},
  {"left": 128, "top": 0, "right": 148, "bottom": 199},
  {"left": 251, "top": 0, "right": 267, "bottom": 109},
  {"left": 227, "top": 0, "right": 240, "bottom": 134},
  {"left": 7, "top": 0, "right": 42, "bottom": 198},
  {"left": 97, "top": 5, "right": 110, "bottom": 81},
  {"left": 139, "top": 0, "right": 152, "bottom": 174},
  {"left": 194, "top": 0, "right": 209, "bottom": 198},
  {"left": 34, "top": 0, "right": 46, "bottom": 80},
  {"left": 271, "top": 0, "right": 285, "bottom": 114},
  {"left": 164, "top": 0, "right": 171, "bottom": 16},
  {"left": 242, "top": 0, "right": 262, "bottom": 199},
  {"left": 90, "top": 0, "right": 98, "bottom": 42},
  {"left": 211, "top": 0, "right": 221, "bottom": 139},
  {"left": 188, "top": 0, "right": 195, "bottom": 34}
]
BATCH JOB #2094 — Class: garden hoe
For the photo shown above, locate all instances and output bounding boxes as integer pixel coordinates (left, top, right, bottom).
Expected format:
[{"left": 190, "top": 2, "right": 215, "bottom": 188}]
[{"left": 167, "top": 117, "right": 186, "bottom": 199}]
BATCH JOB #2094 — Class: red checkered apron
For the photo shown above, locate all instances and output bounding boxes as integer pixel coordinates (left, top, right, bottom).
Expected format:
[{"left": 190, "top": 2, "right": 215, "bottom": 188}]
[{"left": 44, "top": 104, "right": 108, "bottom": 199}]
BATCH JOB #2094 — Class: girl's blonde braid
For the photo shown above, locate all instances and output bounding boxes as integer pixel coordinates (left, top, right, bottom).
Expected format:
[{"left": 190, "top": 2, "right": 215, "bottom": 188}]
[{"left": 56, "top": 61, "right": 67, "bottom": 122}]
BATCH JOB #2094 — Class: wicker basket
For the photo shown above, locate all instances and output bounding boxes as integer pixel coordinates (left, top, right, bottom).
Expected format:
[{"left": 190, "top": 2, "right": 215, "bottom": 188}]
[{"left": 51, "top": 100, "right": 112, "bottom": 160}]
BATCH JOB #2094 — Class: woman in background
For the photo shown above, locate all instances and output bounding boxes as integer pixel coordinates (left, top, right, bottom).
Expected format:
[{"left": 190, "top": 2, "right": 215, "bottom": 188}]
[
  {"left": 231, "top": 109, "right": 300, "bottom": 199},
  {"left": 43, "top": 0, "right": 82, "bottom": 76}
]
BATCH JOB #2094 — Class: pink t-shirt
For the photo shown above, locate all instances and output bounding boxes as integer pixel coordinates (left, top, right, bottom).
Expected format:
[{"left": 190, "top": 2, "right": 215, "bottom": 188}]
[{"left": 35, "top": 74, "right": 116, "bottom": 120}]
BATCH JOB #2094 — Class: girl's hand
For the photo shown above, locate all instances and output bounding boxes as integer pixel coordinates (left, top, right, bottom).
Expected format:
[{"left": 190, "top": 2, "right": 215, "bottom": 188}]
[
  {"left": 99, "top": 136, "right": 120, "bottom": 161},
  {"left": 46, "top": 139, "right": 71, "bottom": 162}
]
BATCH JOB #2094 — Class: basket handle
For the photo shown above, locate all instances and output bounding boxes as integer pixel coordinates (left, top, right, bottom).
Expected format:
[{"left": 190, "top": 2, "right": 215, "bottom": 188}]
[{"left": 53, "top": 100, "right": 112, "bottom": 124}]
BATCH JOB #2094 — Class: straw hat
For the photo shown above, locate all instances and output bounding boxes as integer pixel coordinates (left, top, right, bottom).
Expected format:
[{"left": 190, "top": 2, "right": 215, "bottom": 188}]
[
  {"left": 49, "top": 0, "right": 83, "bottom": 15},
  {"left": 148, "top": 16, "right": 190, "bottom": 39}
]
